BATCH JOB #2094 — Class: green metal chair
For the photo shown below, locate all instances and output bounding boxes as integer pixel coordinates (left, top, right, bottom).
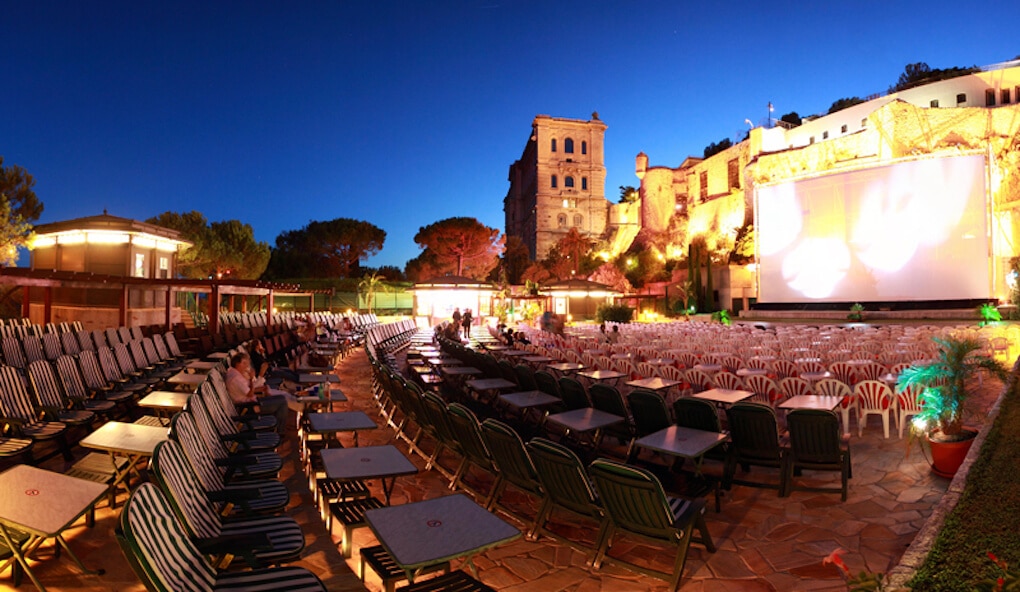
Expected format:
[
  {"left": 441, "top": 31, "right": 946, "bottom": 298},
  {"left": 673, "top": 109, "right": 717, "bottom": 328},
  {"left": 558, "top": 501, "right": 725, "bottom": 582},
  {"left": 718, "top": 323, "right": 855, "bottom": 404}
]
[
  {"left": 723, "top": 402, "right": 786, "bottom": 495},
  {"left": 480, "top": 418, "right": 548, "bottom": 538},
  {"left": 116, "top": 483, "right": 326, "bottom": 592},
  {"left": 557, "top": 377, "right": 590, "bottom": 410},
  {"left": 588, "top": 383, "right": 633, "bottom": 451},
  {"left": 783, "top": 409, "right": 852, "bottom": 501},
  {"left": 526, "top": 437, "right": 609, "bottom": 558},
  {"left": 513, "top": 364, "right": 538, "bottom": 392},
  {"left": 446, "top": 403, "right": 499, "bottom": 508},
  {"left": 626, "top": 389, "right": 671, "bottom": 458},
  {"left": 588, "top": 458, "right": 715, "bottom": 590}
]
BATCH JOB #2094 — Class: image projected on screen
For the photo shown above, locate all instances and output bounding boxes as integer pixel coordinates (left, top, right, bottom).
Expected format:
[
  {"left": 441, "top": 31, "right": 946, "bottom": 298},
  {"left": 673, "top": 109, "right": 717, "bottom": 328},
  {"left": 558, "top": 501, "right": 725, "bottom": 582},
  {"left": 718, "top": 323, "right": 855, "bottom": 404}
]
[{"left": 756, "top": 154, "right": 988, "bottom": 303}]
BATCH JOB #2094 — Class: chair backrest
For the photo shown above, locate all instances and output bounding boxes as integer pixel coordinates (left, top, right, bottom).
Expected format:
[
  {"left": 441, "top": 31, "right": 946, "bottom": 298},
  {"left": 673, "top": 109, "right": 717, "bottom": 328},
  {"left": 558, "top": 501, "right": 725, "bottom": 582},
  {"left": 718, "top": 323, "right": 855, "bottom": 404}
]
[
  {"left": 856, "top": 362, "right": 887, "bottom": 382},
  {"left": 684, "top": 369, "right": 712, "bottom": 393},
  {"left": 168, "top": 412, "right": 226, "bottom": 493},
  {"left": 117, "top": 482, "right": 216, "bottom": 592},
  {"left": 814, "top": 378, "right": 852, "bottom": 400},
  {"left": 853, "top": 380, "right": 893, "bottom": 410},
  {"left": 55, "top": 354, "right": 89, "bottom": 402},
  {"left": 513, "top": 364, "right": 537, "bottom": 392},
  {"left": 480, "top": 419, "right": 543, "bottom": 496},
  {"left": 78, "top": 349, "right": 110, "bottom": 390},
  {"left": 92, "top": 329, "right": 108, "bottom": 350},
  {"left": 897, "top": 383, "right": 925, "bottom": 414},
  {"left": 713, "top": 372, "right": 744, "bottom": 391},
  {"left": 21, "top": 335, "right": 46, "bottom": 365},
  {"left": 786, "top": 409, "right": 844, "bottom": 466},
  {"left": 588, "top": 458, "right": 677, "bottom": 540},
  {"left": 41, "top": 333, "right": 63, "bottom": 361},
  {"left": 773, "top": 359, "right": 799, "bottom": 379},
  {"left": 75, "top": 330, "right": 95, "bottom": 352},
  {"left": 589, "top": 383, "right": 628, "bottom": 417},
  {"left": 779, "top": 377, "right": 813, "bottom": 399},
  {"left": 557, "top": 377, "right": 590, "bottom": 410},
  {"left": 150, "top": 440, "right": 222, "bottom": 540},
  {"left": 26, "top": 359, "right": 66, "bottom": 410},
  {"left": 446, "top": 403, "right": 493, "bottom": 470},
  {"left": 828, "top": 362, "right": 859, "bottom": 385},
  {"left": 527, "top": 437, "right": 602, "bottom": 519},
  {"left": 627, "top": 389, "right": 671, "bottom": 436},
  {"left": 0, "top": 365, "right": 40, "bottom": 423},
  {"left": 0, "top": 337, "right": 27, "bottom": 370},
  {"left": 725, "top": 402, "right": 782, "bottom": 463},
  {"left": 60, "top": 331, "right": 81, "bottom": 356},
  {"left": 672, "top": 397, "right": 721, "bottom": 432},
  {"left": 533, "top": 371, "right": 561, "bottom": 398},
  {"left": 198, "top": 382, "right": 238, "bottom": 437},
  {"left": 744, "top": 375, "right": 780, "bottom": 405},
  {"left": 421, "top": 392, "right": 459, "bottom": 451}
]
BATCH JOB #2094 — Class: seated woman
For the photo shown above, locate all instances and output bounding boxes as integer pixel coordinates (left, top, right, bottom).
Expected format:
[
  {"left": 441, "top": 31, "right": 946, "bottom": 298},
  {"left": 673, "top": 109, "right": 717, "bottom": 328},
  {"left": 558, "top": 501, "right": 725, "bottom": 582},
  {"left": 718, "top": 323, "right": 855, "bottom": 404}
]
[{"left": 226, "top": 352, "right": 289, "bottom": 435}]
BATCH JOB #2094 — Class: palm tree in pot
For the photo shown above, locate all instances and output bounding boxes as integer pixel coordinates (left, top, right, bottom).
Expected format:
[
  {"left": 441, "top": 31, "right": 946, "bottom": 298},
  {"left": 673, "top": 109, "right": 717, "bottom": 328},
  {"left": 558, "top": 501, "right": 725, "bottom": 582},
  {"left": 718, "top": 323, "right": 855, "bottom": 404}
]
[{"left": 897, "top": 335, "right": 1011, "bottom": 477}]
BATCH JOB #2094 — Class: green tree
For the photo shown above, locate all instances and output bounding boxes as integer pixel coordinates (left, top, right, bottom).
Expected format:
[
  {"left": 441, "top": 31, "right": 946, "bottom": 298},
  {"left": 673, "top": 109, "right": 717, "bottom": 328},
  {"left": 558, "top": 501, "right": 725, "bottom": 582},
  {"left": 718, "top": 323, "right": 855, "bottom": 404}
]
[
  {"left": 358, "top": 272, "right": 386, "bottom": 313},
  {"left": 147, "top": 211, "right": 270, "bottom": 279},
  {"left": 889, "top": 62, "right": 978, "bottom": 93},
  {"left": 500, "top": 235, "right": 532, "bottom": 285},
  {"left": 413, "top": 217, "right": 502, "bottom": 279},
  {"left": 0, "top": 157, "right": 44, "bottom": 266},
  {"left": 618, "top": 185, "right": 639, "bottom": 204},
  {"left": 779, "top": 111, "right": 802, "bottom": 127},
  {"left": 266, "top": 218, "right": 385, "bottom": 279},
  {"left": 553, "top": 228, "right": 596, "bottom": 276},
  {"left": 703, "top": 138, "right": 733, "bottom": 158},
  {"left": 827, "top": 97, "right": 865, "bottom": 114}
]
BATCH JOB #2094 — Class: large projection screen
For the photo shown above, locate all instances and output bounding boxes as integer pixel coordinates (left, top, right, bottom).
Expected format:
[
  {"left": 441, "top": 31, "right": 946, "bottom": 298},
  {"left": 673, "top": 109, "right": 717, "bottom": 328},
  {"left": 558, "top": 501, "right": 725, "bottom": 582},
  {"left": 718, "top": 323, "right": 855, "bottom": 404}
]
[{"left": 755, "top": 154, "right": 989, "bottom": 303}]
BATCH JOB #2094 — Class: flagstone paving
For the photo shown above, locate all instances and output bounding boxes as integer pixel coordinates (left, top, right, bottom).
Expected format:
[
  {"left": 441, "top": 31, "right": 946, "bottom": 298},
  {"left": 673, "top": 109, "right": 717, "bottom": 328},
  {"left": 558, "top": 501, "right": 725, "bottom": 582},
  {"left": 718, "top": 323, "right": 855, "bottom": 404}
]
[{"left": 12, "top": 344, "right": 1004, "bottom": 591}]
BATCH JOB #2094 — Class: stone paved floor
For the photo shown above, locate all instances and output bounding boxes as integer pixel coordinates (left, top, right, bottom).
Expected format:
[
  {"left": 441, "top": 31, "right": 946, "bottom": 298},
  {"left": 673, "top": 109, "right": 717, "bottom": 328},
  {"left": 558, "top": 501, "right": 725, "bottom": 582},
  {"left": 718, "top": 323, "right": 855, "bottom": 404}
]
[{"left": 7, "top": 346, "right": 1003, "bottom": 591}]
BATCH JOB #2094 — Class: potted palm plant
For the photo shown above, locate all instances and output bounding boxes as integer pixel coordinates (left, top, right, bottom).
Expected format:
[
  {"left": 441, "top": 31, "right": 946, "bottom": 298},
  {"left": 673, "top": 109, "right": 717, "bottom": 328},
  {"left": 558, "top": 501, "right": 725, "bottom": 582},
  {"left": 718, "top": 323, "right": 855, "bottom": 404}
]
[{"left": 897, "top": 335, "right": 1010, "bottom": 477}]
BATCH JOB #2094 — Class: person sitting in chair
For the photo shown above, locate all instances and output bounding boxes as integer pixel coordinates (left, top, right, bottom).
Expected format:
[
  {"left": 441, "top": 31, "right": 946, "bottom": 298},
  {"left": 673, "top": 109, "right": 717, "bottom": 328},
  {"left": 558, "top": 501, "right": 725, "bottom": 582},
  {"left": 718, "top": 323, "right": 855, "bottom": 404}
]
[{"left": 226, "top": 352, "right": 289, "bottom": 435}]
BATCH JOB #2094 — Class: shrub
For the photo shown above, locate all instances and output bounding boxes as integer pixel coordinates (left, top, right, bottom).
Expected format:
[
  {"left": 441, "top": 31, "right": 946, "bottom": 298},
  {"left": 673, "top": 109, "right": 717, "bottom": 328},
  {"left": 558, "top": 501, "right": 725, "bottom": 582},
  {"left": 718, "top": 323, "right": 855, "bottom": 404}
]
[{"left": 597, "top": 303, "right": 633, "bottom": 323}]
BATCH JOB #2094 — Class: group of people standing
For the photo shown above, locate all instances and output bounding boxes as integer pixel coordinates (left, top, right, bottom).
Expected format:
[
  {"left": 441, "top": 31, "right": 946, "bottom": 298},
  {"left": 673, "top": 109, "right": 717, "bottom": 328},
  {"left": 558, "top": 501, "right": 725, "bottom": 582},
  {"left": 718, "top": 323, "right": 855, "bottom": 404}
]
[{"left": 451, "top": 307, "right": 473, "bottom": 338}]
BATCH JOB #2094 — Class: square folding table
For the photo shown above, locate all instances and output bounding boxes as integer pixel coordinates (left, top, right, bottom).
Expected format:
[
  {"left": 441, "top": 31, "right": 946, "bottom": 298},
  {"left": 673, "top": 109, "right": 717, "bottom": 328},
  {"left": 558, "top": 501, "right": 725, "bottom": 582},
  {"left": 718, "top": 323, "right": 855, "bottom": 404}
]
[
  {"left": 365, "top": 494, "right": 520, "bottom": 582},
  {"left": 0, "top": 465, "right": 108, "bottom": 591},
  {"left": 321, "top": 444, "right": 417, "bottom": 505}
]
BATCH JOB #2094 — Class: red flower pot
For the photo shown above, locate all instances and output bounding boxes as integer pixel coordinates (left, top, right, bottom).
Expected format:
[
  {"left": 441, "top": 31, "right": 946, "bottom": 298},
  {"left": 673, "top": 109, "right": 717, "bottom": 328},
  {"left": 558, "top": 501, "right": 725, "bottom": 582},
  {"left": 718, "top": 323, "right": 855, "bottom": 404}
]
[{"left": 927, "top": 429, "right": 977, "bottom": 478}]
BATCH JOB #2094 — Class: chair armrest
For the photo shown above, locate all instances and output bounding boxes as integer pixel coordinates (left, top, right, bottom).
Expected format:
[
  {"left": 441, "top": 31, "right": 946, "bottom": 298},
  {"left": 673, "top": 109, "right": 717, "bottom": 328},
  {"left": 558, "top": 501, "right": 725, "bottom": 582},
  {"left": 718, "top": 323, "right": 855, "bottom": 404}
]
[
  {"left": 207, "top": 488, "right": 263, "bottom": 503},
  {"left": 214, "top": 455, "right": 257, "bottom": 467},
  {"left": 195, "top": 533, "right": 272, "bottom": 568}
]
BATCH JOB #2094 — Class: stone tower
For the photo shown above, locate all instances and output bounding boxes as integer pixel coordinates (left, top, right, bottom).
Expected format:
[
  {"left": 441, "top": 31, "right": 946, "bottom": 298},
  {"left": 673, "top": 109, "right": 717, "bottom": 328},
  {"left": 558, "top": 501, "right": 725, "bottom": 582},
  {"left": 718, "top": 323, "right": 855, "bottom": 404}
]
[{"left": 504, "top": 114, "right": 610, "bottom": 260}]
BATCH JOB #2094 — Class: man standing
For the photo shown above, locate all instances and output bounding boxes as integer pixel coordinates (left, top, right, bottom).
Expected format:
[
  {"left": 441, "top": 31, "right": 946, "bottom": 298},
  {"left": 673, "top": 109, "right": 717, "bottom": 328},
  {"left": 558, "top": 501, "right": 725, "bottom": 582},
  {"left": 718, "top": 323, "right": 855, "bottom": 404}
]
[
  {"left": 452, "top": 308, "right": 462, "bottom": 337},
  {"left": 462, "top": 308, "right": 473, "bottom": 338}
]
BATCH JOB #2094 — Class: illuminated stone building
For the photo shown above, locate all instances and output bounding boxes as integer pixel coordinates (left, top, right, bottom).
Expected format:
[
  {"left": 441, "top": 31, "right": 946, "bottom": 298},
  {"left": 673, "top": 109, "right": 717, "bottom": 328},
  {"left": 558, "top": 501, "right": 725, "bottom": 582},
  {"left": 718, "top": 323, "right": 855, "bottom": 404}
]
[
  {"left": 636, "top": 60, "right": 1020, "bottom": 310},
  {"left": 504, "top": 114, "right": 611, "bottom": 259}
]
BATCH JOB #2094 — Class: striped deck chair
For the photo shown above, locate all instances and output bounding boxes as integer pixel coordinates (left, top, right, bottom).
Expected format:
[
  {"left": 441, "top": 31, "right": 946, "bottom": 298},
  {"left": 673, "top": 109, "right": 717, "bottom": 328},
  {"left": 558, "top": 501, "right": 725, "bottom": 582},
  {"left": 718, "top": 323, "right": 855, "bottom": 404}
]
[
  {"left": 41, "top": 333, "right": 63, "bottom": 361},
  {"left": 197, "top": 382, "right": 279, "bottom": 452},
  {"left": 26, "top": 359, "right": 97, "bottom": 426},
  {"left": 187, "top": 395, "right": 282, "bottom": 481},
  {"left": 60, "top": 331, "right": 81, "bottom": 357},
  {"left": 0, "top": 337, "right": 28, "bottom": 371},
  {"left": 113, "top": 343, "right": 163, "bottom": 387},
  {"left": 97, "top": 347, "right": 151, "bottom": 396},
  {"left": 150, "top": 440, "right": 305, "bottom": 568},
  {"left": 168, "top": 412, "right": 289, "bottom": 516},
  {"left": 21, "top": 335, "right": 46, "bottom": 366},
  {"left": 116, "top": 483, "right": 325, "bottom": 592},
  {"left": 53, "top": 355, "right": 118, "bottom": 419},
  {"left": 79, "top": 349, "right": 141, "bottom": 410},
  {"left": 148, "top": 336, "right": 186, "bottom": 371},
  {"left": 75, "top": 330, "right": 95, "bottom": 352},
  {"left": 0, "top": 365, "right": 71, "bottom": 460},
  {"left": 130, "top": 340, "right": 174, "bottom": 379},
  {"left": 92, "top": 329, "right": 109, "bottom": 350},
  {"left": 206, "top": 371, "right": 276, "bottom": 432}
]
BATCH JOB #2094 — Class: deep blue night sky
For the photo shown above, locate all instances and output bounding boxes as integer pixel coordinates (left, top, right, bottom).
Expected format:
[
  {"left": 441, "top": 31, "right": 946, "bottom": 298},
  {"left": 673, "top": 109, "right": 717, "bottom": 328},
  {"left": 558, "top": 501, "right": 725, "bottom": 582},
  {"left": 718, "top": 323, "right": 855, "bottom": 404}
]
[{"left": 3, "top": 1, "right": 1018, "bottom": 269}]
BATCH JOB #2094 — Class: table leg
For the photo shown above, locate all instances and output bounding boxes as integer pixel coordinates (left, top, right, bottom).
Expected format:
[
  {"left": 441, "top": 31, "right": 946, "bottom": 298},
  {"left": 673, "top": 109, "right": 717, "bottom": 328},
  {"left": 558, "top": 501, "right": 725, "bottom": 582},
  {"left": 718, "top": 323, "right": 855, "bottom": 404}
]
[
  {"left": 55, "top": 534, "right": 105, "bottom": 576},
  {"left": 0, "top": 525, "right": 37, "bottom": 591},
  {"left": 381, "top": 477, "right": 395, "bottom": 505}
]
